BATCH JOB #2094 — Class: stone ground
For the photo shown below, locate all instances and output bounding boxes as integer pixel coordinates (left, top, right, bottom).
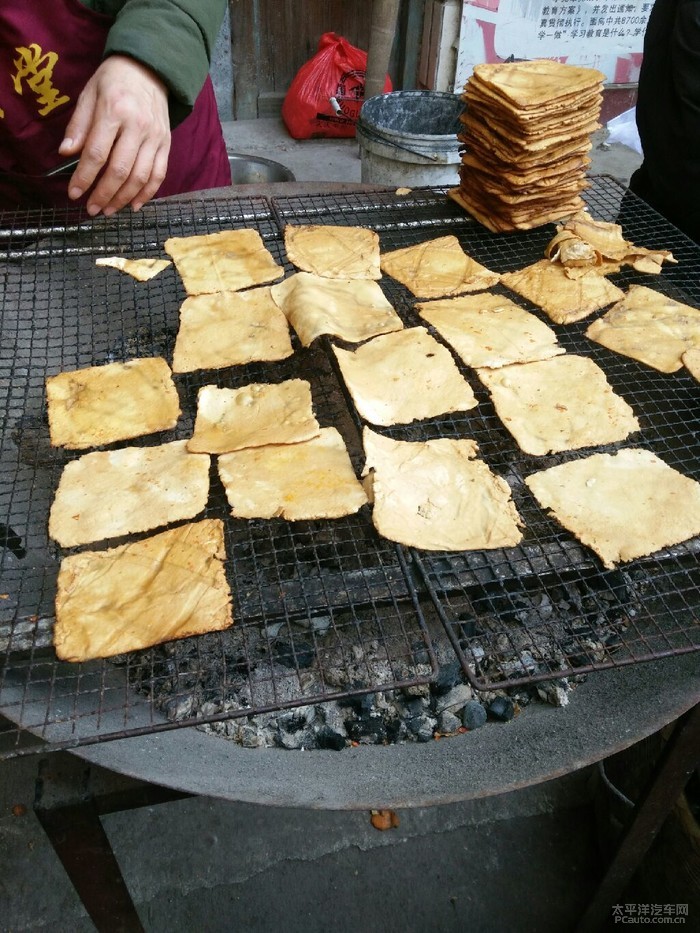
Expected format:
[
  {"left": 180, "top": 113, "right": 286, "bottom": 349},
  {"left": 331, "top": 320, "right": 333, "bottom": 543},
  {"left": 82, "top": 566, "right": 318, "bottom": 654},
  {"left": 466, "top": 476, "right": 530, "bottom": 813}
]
[{"left": 0, "top": 123, "right": 651, "bottom": 933}]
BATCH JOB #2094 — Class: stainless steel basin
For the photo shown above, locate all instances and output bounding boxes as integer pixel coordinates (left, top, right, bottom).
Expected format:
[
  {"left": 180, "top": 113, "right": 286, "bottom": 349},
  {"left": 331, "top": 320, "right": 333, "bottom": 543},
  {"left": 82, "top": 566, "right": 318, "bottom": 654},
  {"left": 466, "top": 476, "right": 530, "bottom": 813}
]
[{"left": 227, "top": 153, "right": 295, "bottom": 184}]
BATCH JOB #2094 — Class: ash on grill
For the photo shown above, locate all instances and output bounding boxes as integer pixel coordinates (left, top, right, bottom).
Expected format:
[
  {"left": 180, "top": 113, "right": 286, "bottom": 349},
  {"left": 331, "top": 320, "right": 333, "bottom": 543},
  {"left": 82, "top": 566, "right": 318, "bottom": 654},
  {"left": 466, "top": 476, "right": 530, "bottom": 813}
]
[{"left": 124, "top": 572, "right": 632, "bottom": 750}]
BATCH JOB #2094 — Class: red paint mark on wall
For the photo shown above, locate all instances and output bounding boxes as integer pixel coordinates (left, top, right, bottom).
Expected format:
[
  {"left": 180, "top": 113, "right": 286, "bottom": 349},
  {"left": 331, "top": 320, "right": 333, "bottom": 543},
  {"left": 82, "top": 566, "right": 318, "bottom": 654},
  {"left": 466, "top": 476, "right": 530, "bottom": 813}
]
[
  {"left": 469, "top": 0, "right": 501, "bottom": 12},
  {"left": 614, "top": 53, "right": 643, "bottom": 83}
]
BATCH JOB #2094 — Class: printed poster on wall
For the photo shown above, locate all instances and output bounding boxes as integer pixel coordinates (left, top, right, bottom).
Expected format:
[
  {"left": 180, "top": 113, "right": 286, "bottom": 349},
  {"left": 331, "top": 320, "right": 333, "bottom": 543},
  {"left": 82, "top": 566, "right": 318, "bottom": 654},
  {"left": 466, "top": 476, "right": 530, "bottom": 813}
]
[{"left": 455, "top": 0, "right": 653, "bottom": 89}]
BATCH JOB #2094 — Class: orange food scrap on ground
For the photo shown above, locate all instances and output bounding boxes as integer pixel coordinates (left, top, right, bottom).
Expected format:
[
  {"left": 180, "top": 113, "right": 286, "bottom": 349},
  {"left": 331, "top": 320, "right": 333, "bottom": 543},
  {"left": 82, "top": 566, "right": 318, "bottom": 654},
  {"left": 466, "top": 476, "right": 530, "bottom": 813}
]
[{"left": 370, "top": 809, "right": 400, "bottom": 831}]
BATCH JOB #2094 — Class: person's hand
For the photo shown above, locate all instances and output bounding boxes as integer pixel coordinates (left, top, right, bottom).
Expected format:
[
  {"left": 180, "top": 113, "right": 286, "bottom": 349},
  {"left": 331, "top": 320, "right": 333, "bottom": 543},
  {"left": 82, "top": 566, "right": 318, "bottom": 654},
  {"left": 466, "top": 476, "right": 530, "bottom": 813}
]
[{"left": 58, "top": 55, "right": 171, "bottom": 217}]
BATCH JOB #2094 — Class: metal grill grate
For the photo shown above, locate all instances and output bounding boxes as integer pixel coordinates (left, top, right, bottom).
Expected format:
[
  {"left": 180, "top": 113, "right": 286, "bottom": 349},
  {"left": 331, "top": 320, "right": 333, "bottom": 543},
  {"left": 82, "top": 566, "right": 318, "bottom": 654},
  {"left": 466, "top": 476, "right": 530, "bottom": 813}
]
[
  {"left": 0, "top": 196, "right": 437, "bottom": 759},
  {"left": 274, "top": 177, "right": 700, "bottom": 689},
  {"left": 1, "top": 178, "right": 699, "bottom": 757}
]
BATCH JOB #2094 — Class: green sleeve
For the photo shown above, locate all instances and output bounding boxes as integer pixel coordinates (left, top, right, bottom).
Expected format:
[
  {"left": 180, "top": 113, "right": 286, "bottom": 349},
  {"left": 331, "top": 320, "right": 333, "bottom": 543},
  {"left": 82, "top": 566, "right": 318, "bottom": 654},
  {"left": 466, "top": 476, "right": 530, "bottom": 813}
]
[{"left": 100, "top": 0, "right": 228, "bottom": 126}]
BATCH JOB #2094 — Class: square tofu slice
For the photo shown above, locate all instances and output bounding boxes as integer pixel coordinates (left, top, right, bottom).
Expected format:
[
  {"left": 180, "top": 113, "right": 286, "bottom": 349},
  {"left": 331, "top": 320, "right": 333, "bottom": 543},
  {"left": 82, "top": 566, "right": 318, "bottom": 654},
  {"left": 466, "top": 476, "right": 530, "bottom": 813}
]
[
  {"left": 477, "top": 355, "right": 639, "bottom": 456},
  {"left": 500, "top": 259, "right": 623, "bottom": 324},
  {"left": 585, "top": 285, "right": 700, "bottom": 373},
  {"left": 46, "top": 357, "right": 180, "bottom": 450},
  {"left": 49, "top": 440, "right": 210, "bottom": 548},
  {"left": 361, "top": 428, "right": 523, "bottom": 551},
  {"left": 54, "top": 519, "right": 232, "bottom": 662},
  {"left": 188, "top": 380, "right": 320, "bottom": 454},
  {"left": 217, "top": 426, "right": 368, "bottom": 520},
  {"left": 380, "top": 235, "right": 500, "bottom": 299},
  {"left": 525, "top": 448, "right": 700, "bottom": 568},
  {"left": 270, "top": 271, "right": 403, "bottom": 346},
  {"left": 332, "top": 326, "right": 477, "bottom": 426},
  {"left": 164, "top": 229, "right": 284, "bottom": 295},
  {"left": 417, "top": 292, "right": 564, "bottom": 368},
  {"left": 284, "top": 224, "right": 381, "bottom": 279},
  {"left": 172, "top": 287, "right": 293, "bottom": 373}
]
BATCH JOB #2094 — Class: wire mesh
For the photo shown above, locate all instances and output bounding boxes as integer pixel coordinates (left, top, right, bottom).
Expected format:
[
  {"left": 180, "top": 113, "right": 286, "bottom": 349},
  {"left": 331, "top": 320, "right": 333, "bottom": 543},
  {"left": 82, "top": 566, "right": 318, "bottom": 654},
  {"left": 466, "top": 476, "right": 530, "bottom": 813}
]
[
  {"left": 2, "top": 178, "right": 699, "bottom": 758},
  {"left": 0, "top": 195, "right": 437, "bottom": 759},
  {"left": 274, "top": 177, "right": 700, "bottom": 689}
]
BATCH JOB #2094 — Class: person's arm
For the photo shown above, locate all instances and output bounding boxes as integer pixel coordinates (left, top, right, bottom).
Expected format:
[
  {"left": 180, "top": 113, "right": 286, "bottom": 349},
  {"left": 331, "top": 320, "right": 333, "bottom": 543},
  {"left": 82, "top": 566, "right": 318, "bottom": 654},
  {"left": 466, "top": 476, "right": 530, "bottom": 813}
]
[{"left": 61, "top": 1, "right": 227, "bottom": 216}]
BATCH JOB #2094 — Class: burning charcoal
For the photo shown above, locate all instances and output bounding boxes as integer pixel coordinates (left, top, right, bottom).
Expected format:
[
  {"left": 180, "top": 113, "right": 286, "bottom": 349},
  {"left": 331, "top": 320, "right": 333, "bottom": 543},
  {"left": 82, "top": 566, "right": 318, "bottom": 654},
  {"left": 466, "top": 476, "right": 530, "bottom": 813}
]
[
  {"left": 487, "top": 696, "right": 515, "bottom": 722},
  {"left": 468, "top": 643, "right": 486, "bottom": 665},
  {"left": 347, "top": 709, "right": 388, "bottom": 744},
  {"left": 315, "top": 725, "right": 347, "bottom": 750},
  {"left": 237, "top": 724, "right": 269, "bottom": 748},
  {"left": 401, "top": 680, "right": 431, "bottom": 698},
  {"left": 406, "top": 714, "right": 437, "bottom": 743},
  {"left": 438, "top": 710, "right": 461, "bottom": 735},
  {"left": 431, "top": 660, "right": 463, "bottom": 696},
  {"left": 163, "top": 693, "right": 198, "bottom": 722},
  {"left": 274, "top": 638, "right": 315, "bottom": 669},
  {"left": 458, "top": 617, "right": 478, "bottom": 638},
  {"left": 403, "top": 696, "right": 429, "bottom": 718},
  {"left": 603, "top": 630, "right": 624, "bottom": 650},
  {"left": 276, "top": 707, "right": 316, "bottom": 749},
  {"left": 434, "top": 683, "right": 472, "bottom": 715},
  {"left": 318, "top": 701, "right": 349, "bottom": 735},
  {"left": 461, "top": 700, "right": 487, "bottom": 730},
  {"left": 410, "top": 638, "right": 431, "bottom": 666},
  {"left": 537, "top": 679, "right": 571, "bottom": 708},
  {"left": 340, "top": 691, "right": 375, "bottom": 714}
]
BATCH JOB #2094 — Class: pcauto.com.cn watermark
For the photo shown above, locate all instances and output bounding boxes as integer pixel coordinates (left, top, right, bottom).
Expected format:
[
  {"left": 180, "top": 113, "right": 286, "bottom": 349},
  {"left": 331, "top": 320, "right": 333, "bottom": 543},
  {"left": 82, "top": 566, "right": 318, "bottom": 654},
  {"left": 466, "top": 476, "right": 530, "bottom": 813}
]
[{"left": 612, "top": 904, "right": 689, "bottom": 924}]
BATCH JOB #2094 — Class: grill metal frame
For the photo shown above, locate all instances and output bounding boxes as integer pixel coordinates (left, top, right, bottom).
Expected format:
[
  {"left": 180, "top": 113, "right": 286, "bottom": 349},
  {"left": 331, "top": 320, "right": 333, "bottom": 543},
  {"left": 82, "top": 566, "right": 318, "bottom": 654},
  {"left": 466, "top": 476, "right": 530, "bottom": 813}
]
[{"left": 0, "top": 177, "right": 698, "bottom": 759}]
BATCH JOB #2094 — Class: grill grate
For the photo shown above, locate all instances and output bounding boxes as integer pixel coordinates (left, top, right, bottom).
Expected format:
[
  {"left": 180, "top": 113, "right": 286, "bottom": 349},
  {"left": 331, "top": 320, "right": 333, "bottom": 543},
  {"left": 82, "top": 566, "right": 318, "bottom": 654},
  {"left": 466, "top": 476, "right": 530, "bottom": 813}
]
[
  {"left": 274, "top": 177, "right": 700, "bottom": 690},
  {"left": 1, "top": 177, "right": 699, "bottom": 757},
  {"left": 0, "top": 196, "right": 437, "bottom": 759}
]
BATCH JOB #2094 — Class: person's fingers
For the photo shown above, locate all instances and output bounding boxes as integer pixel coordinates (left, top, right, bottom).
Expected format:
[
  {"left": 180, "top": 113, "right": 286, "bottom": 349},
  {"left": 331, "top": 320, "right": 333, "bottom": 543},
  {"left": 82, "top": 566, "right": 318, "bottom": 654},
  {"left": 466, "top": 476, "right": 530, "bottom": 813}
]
[
  {"left": 129, "top": 144, "right": 171, "bottom": 213},
  {"left": 63, "top": 56, "right": 170, "bottom": 214},
  {"left": 69, "top": 122, "right": 121, "bottom": 207},
  {"left": 100, "top": 139, "right": 170, "bottom": 217},
  {"left": 84, "top": 127, "right": 148, "bottom": 215},
  {"left": 59, "top": 84, "right": 96, "bottom": 158}
]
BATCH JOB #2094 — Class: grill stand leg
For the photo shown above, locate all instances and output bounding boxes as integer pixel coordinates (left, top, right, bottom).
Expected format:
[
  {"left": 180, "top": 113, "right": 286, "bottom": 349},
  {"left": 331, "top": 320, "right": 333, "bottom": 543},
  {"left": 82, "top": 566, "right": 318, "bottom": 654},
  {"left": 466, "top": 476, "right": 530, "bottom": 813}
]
[
  {"left": 33, "top": 754, "right": 191, "bottom": 933},
  {"left": 576, "top": 702, "right": 700, "bottom": 933}
]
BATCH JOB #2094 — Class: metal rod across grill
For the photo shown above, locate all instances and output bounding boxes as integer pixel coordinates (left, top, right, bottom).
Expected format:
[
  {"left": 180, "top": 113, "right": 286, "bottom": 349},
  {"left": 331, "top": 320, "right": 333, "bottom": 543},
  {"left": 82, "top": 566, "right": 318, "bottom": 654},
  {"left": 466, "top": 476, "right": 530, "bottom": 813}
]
[{"left": 1, "top": 176, "right": 699, "bottom": 759}]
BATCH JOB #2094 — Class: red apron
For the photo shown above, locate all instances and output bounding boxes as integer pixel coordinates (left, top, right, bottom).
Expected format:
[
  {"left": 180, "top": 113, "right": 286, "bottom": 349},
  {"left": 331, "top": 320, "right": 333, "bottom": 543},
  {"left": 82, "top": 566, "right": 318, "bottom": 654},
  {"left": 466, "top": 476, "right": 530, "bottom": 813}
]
[{"left": 0, "top": 0, "right": 231, "bottom": 209}]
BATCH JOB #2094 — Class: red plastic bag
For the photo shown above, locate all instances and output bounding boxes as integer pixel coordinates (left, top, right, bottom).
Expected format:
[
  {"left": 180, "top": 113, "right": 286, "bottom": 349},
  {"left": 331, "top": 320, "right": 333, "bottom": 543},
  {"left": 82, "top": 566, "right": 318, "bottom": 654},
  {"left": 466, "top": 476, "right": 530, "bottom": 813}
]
[{"left": 282, "top": 32, "right": 392, "bottom": 139}]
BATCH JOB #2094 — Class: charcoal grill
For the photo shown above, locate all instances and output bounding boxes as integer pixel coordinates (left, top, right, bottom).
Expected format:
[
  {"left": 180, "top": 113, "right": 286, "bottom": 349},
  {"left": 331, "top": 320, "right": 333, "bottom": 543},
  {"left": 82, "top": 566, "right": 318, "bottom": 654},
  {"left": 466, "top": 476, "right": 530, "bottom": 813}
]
[{"left": 1, "top": 176, "right": 699, "bottom": 760}]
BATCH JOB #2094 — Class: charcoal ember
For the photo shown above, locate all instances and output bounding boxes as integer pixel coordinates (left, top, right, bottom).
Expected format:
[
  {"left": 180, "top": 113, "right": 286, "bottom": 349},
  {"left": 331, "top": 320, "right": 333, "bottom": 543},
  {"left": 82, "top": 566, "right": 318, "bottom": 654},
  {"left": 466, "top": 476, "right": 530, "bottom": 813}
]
[
  {"left": 458, "top": 616, "right": 478, "bottom": 638},
  {"left": 202, "top": 719, "right": 272, "bottom": 748},
  {"left": 603, "top": 630, "right": 624, "bottom": 650},
  {"left": 406, "top": 714, "right": 437, "bottom": 743},
  {"left": 499, "top": 650, "right": 539, "bottom": 678},
  {"left": 339, "top": 690, "right": 376, "bottom": 714},
  {"left": 434, "top": 683, "right": 472, "bottom": 715},
  {"left": 402, "top": 696, "right": 429, "bottom": 718},
  {"left": 315, "top": 725, "right": 347, "bottom": 750},
  {"left": 410, "top": 638, "right": 431, "bottom": 666},
  {"left": 467, "top": 643, "right": 486, "bottom": 666},
  {"left": 294, "top": 615, "right": 332, "bottom": 636},
  {"left": 438, "top": 710, "right": 462, "bottom": 734},
  {"left": 317, "top": 701, "right": 349, "bottom": 738},
  {"left": 487, "top": 696, "right": 515, "bottom": 722},
  {"left": 347, "top": 710, "right": 389, "bottom": 745},
  {"left": 431, "top": 660, "right": 463, "bottom": 696},
  {"left": 537, "top": 679, "right": 571, "bottom": 708},
  {"left": 274, "top": 638, "right": 315, "bottom": 669},
  {"left": 163, "top": 693, "right": 199, "bottom": 722},
  {"left": 276, "top": 706, "right": 316, "bottom": 750},
  {"left": 461, "top": 699, "right": 487, "bottom": 730},
  {"left": 277, "top": 726, "right": 315, "bottom": 750},
  {"left": 239, "top": 662, "right": 322, "bottom": 709}
]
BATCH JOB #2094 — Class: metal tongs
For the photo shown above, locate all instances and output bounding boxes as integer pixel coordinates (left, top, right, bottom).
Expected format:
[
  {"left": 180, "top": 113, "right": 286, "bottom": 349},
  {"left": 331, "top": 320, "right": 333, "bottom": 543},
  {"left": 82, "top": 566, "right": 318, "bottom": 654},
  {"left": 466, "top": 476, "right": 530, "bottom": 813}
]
[{"left": 43, "top": 157, "right": 80, "bottom": 177}]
